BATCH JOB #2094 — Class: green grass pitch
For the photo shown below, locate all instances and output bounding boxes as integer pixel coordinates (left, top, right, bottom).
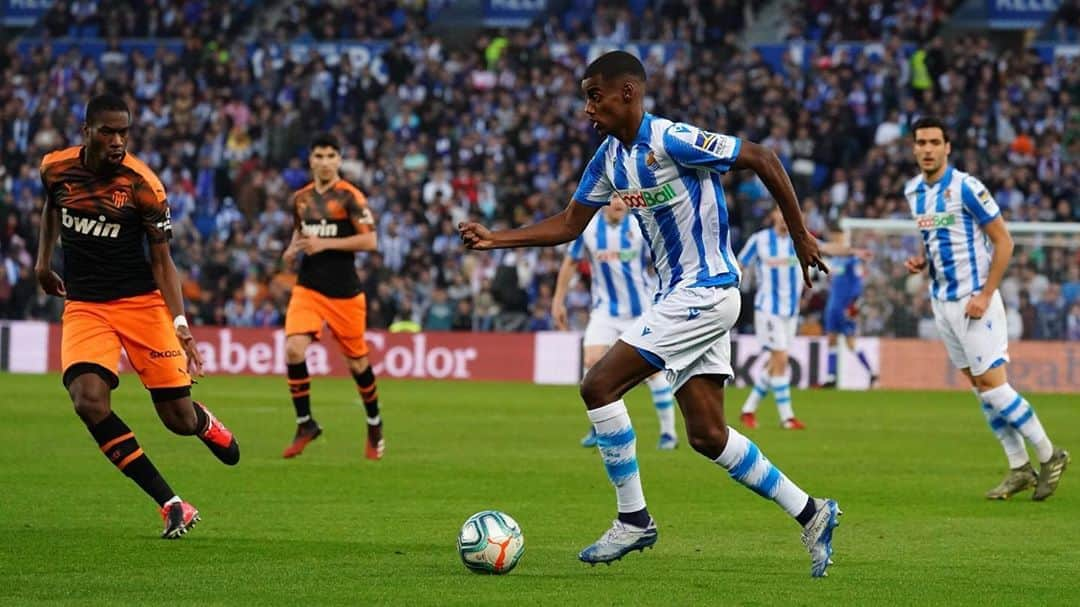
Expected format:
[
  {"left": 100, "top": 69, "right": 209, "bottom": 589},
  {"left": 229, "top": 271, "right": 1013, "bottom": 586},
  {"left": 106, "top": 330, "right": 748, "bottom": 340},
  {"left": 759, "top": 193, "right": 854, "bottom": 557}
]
[{"left": 1, "top": 373, "right": 1078, "bottom": 605}]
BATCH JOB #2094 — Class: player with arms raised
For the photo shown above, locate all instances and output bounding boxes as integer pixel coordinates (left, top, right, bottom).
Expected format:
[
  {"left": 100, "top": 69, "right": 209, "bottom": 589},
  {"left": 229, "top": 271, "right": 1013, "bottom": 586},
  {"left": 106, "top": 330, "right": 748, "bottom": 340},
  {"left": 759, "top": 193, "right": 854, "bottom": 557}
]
[
  {"left": 35, "top": 94, "right": 239, "bottom": 539},
  {"left": 280, "top": 133, "right": 383, "bottom": 461},
  {"left": 553, "top": 194, "right": 679, "bottom": 450},
  {"left": 904, "top": 116, "right": 1069, "bottom": 500},
  {"left": 460, "top": 52, "right": 841, "bottom": 576},
  {"left": 819, "top": 241, "right": 878, "bottom": 389}
]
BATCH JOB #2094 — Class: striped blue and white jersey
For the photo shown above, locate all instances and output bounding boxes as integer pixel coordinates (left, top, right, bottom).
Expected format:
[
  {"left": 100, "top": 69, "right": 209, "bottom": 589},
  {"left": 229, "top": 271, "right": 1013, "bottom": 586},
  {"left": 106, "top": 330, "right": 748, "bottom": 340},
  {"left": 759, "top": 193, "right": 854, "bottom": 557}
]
[
  {"left": 572, "top": 113, "right": 742, "bottom": 300},
  {"left": 569, "top": 212, "right": 652, "bottom": 319},
  {"left": 738, "top": 227, "right": 801, "bottom": 317},
  {"left": 903, "top": 166, "right": 1001, "bottom": 301}
]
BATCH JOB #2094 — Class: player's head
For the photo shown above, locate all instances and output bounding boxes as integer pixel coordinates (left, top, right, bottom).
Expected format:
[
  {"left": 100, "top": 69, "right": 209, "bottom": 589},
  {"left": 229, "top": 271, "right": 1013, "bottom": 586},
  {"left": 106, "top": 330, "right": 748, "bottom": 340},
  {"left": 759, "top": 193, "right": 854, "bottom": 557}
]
[
  {"left": 581, "top": 51, "right": 646, "bottom": 137},
  {"left": 83, "top": 93, "right": 130, "bottom": 169},
  {"left": 604, "top": 194, "right": 628, "bottom": 223},
  {"left": 309, "top": 132, "right": 342, "bottom": 183},
  {"left": 911, "top": 116, "right": 951, "bottom": 177}
]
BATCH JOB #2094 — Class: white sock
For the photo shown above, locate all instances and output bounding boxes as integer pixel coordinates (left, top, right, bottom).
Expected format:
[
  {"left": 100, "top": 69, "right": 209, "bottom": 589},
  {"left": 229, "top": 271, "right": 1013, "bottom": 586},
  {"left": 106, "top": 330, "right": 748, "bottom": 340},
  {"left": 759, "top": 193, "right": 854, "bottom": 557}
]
[
  {"left": 296, "top": 415, "right": 311, "bottom": 424},
  {"left": 165, "top": 495, "right": 182, "bottom": 506},
  {"left": 741, "top": 371, "right": 770, "bottom": 414},
  {"left": 715, "top": 427, "right": 810, "bottom": 519},
  {"left": 587, "top": 400, "right": 646, "bottom": 513},
  {"left": 771, "top": 374, "right": 794, "bottom": 421},
  {"left": 972, "top": 388, "right": 1028, "bottom": 468},
  {"left": 980, "top": 384, "right": 1053, "bottom": 463},
  {"left": 646, "top": 375, "right": 677, "bottom": 438},
  {"left": 366, "top": 415, "right": 381, "bottom": 426}
]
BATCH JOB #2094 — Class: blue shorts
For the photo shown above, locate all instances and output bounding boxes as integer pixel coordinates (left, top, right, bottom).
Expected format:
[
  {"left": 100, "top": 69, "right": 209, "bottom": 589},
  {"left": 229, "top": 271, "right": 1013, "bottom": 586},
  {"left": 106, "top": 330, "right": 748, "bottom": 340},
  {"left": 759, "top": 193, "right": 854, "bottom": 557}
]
[{"left": 823, "top": 303, "right": 856, "bottom": 336}]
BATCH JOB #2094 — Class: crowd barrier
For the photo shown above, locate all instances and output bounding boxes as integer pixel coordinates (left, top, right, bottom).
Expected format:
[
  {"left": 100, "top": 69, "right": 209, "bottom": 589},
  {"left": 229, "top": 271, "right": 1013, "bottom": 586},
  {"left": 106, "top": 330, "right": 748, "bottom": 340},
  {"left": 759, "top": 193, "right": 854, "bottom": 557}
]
[{"left": 1, "top": 322, "right": 1077, "bottom": 393}]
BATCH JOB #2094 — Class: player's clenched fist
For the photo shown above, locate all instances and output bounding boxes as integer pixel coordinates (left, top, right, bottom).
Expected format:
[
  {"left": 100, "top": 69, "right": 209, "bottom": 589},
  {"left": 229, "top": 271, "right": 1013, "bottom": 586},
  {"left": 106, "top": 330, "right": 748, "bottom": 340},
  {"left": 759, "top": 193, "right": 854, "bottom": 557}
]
[
  {"left": 904, "top": 255, "right": 927, "bottom": 274},
  {"left": 458, "top": 222, "right": 496, "bottom": 250}
]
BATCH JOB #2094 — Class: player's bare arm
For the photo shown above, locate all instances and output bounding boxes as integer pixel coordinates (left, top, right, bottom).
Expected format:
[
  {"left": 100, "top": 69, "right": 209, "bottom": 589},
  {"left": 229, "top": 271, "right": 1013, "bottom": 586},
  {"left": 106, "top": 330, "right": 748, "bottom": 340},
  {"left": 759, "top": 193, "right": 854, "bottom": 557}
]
[
  {"left": 283, "top": 229, "right": 303, "bottom": 265},
  {"left": 459, "top": 199, "right": 599, "bottom": 250},
  {"left": 552, "top": 254, "right": 577, "bottom": 330},
  {"left": 149, "top": 241, "right": 204, "bottom": 377},
  {"left": 733, "top": 140, "right": 827, "bottom": 286},
  {"left": 819, "top": 241, "right": 872, "bottom": 260},
  {"left": 966, "top": 216, "right": 1013, "bottom": 319},
  {"left": 34, "top": 194, "right": 66, "bottom": 297}
]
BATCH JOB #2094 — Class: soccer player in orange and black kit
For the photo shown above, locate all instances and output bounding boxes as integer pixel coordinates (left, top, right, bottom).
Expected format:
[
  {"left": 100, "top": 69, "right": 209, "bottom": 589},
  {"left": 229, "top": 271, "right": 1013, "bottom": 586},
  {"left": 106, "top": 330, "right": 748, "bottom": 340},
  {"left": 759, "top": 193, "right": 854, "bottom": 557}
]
[
  {"left": 34, "top": 94, "right": 240, "bottom": 539},
  {"left": 281, "top": 133, "right": 383, "bottom": 460}
]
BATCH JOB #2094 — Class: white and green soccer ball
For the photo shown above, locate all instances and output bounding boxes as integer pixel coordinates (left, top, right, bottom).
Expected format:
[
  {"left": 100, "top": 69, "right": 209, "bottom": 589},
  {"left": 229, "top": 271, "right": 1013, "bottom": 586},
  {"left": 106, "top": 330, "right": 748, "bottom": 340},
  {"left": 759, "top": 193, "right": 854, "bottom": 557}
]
[{"left": 457, "top": 510, "right": 525, "bottom": 574}]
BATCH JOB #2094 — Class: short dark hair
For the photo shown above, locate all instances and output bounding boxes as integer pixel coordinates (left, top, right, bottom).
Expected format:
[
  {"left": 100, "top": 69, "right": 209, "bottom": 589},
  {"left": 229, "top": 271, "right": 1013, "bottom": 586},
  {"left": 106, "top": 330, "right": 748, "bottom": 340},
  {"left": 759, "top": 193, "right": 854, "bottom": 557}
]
[
  {"left": 911, "top": 116, "right": 950, "bottom": 142},
  {"left": 85, "top": 93, "right": 129, "bottom": 124},
  {"left": 583, "top": 50, "right": 646, "bottom": 82},
  {"left": 310, "top": 132, "right": 340, "bottom": 152}
]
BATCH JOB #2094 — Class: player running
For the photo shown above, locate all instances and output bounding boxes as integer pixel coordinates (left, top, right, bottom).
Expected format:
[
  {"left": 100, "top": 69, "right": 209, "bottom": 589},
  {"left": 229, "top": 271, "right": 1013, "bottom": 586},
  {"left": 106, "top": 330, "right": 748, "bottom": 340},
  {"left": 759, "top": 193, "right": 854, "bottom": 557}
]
[
  {"left": 737, "top": 205, "right": 869, "bottom": 429},
  {"left": 34, "top": 94, "right": 239, "bottom": 539},
  {"left": 280, "top": 133, "right": 384, "bottom": 461},
  {"left": 818, "top": 243, "right": 878, "bottom": 389},
  {"left": 552, "top": 195, "right": 678, "bottom": 450},
  {"left": 459, "top": 51, "right": 841, "bottom": 577},
  {"left": 903, "top": 116, "right": 1069, "bottom": 500}
]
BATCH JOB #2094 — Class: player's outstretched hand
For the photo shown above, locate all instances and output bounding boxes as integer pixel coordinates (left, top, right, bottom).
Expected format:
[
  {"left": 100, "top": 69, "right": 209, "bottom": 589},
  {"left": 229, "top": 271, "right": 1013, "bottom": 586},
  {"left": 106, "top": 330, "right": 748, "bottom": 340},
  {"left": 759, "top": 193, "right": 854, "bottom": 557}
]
[
  {"left": 793, "top": 231, "right": 828, "bottom": 288},
  {"left": 458, "top": 222, "right": 496, "bottom": 250},
  {"left": 176, "top": 325, "right": 204, "bottom": 378},
  {"left": 854, "top": 248, "right": 874, "bottom": 261},
  {"left": 904, "top": 255, "right": 927, "bottom": 274},
  {"left": 552, "top": 300, "right": 569, "bottom": 331},
  {"left": 35, "top": 266, "right": 66, "bottom": 297}
]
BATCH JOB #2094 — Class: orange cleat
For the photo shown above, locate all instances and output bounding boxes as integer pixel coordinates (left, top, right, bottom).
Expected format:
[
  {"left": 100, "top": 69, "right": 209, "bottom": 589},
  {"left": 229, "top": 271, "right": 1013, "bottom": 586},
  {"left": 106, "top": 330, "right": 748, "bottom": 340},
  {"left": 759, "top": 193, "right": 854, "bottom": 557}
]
[
  {"left": 196, "top": 402, "right": 240, "bottom": 465},
  {"left": 781, "top": 417, "right": 807, "bottom": 430},
  {"left": 740, "top": 412, "right": 758, "bottom": 429},
  {"left": 160, "top": 500, "right": 200, "bottom": 539},
  {"left": 283, "top": 421, "right": 322, "bottom": 458}
]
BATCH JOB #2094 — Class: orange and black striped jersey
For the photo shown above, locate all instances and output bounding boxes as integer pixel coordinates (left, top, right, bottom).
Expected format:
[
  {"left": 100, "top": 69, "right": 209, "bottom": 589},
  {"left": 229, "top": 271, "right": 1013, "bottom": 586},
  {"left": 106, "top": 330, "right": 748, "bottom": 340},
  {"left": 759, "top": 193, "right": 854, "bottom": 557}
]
[
  {"left": 291, "top": 179, "right": 375, "bottom": 298},
  {"left": 40, "top": 146, "right": 171, "bottom": 302}
]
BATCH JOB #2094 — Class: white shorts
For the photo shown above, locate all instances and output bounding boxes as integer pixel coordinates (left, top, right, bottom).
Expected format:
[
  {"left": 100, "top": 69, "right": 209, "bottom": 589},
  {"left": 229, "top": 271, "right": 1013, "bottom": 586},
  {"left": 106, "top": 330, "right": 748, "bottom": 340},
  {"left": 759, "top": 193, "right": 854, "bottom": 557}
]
[
  {"left": 753, "top": 311, "right": 798, "bottom": 351},
  {"left": 583, "top": 313, "right": 637, "bottom": 347},
  {"left": 931, "top": 290, "right": 1009, "bottom": 377},
  {"left": 620, "top": 286, "right": 741, "bottom": 392}
]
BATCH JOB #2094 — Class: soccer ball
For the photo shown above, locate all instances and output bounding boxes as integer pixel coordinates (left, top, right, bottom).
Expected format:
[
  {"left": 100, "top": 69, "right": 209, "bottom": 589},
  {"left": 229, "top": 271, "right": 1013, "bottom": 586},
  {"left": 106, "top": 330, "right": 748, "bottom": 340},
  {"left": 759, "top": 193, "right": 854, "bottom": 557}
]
[{"left": 457, "top": 510, "right": 525, "bottom": 574}]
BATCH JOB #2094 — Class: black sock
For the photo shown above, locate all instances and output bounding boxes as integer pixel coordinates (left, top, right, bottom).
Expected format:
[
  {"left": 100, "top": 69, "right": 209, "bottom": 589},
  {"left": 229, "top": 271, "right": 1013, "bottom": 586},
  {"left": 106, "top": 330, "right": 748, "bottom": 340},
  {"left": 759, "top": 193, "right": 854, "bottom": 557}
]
[
  {"left": 795, "top": 497, "right": 817, "bottom": 526},
  {"left": 192, "top": 401, "right": 209, "bottom": 435},
  {"left": 287, "top": 362, "right": 312, "bottom": 420},
  {"left": 617, "top": 508, "right": 651, "bottom": 528},
  {"left": 352, "top": 366, "right": 380, "bottom": 422},
  {"left": 90, "top": 413, "right": 175, "bottom": 506}
]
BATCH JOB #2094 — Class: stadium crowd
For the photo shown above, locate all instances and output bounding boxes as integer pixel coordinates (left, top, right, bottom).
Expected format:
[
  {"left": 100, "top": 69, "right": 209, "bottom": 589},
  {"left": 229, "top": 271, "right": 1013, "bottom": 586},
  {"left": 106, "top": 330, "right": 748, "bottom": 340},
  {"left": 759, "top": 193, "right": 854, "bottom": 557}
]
[{"left": 0, "top": 1, "right": 1077, "bottom": 340}]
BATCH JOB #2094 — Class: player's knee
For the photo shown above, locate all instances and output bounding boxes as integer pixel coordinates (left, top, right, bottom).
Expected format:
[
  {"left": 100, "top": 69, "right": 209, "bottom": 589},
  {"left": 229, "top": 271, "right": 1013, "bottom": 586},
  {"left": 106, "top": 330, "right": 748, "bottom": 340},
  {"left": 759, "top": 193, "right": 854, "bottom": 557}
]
[
  {"left": 69, "top": 387, "right": 110, "bottom": 425},
  {"left": 285, "top": 339, "right": 308, "bottom": 363},
  {"left": 579, "top": 372, "right": 615, "bottom": 407},
  {"left": 686, "top": 423, "right": 728, "bottom": 460},
  {"left": 347, "top": 356, "right": 370, "bottom": 375}
]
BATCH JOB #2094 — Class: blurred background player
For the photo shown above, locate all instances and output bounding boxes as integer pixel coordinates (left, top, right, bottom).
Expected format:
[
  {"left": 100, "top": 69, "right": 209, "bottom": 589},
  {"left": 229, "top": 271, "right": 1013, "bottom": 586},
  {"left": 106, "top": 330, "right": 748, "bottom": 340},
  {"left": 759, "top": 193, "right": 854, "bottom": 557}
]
[
  {"left": 820, "top": 240, "right": 878, "bottom": 389},
  {"left": 460, "top": 51, "right": 841, "bottom": 577},
  {"left": 738, "top": 204, "right": 868, "bottom": 429},
  {"left": 34, "top": 94, "right": 239, "bottom": 539},
  {"left": 904, "top": 117, "right": 1069, "bottom": 501},
  {"left": 552, "top": 195, "right": 678, "bottom": 450},
  {"left": 281, "top": 134, "right": 383, "bottom": 460}
]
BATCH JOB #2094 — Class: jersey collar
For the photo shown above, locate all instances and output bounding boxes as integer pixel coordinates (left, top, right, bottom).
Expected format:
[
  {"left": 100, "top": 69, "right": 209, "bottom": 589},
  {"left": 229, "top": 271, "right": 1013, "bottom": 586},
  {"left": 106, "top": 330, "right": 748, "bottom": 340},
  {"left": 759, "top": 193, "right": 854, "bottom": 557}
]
[
  {"left": 632, "top": 112, "right": 654, "bottom": 146},
  {"left": 924, "top": 164, "right": 953, "bottom": 188}
]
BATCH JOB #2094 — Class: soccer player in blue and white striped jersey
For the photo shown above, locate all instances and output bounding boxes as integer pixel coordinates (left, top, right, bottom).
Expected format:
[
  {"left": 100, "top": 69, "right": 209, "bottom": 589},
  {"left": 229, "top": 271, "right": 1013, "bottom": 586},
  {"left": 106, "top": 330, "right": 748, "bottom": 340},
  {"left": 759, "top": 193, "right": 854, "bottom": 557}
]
[
  {"left": 552, "top": 195, "right": 678, "bottom": 450},
  {"left": 460, "top": 51, "right": 841, "bottom": 576},
  {"left": 737, "top": 206, "right": 868, "bottom": 429},
  {"left": 904, "top": 117, "right": 1069, "bottom": 501}
]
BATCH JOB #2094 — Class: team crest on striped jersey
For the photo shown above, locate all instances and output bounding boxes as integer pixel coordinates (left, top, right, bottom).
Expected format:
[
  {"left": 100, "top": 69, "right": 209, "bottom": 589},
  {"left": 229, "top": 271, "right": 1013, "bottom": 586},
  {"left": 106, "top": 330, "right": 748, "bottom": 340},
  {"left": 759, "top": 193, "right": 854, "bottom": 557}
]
[{"left": 110, "top": 189, "right": 129, "bottom": 208}]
